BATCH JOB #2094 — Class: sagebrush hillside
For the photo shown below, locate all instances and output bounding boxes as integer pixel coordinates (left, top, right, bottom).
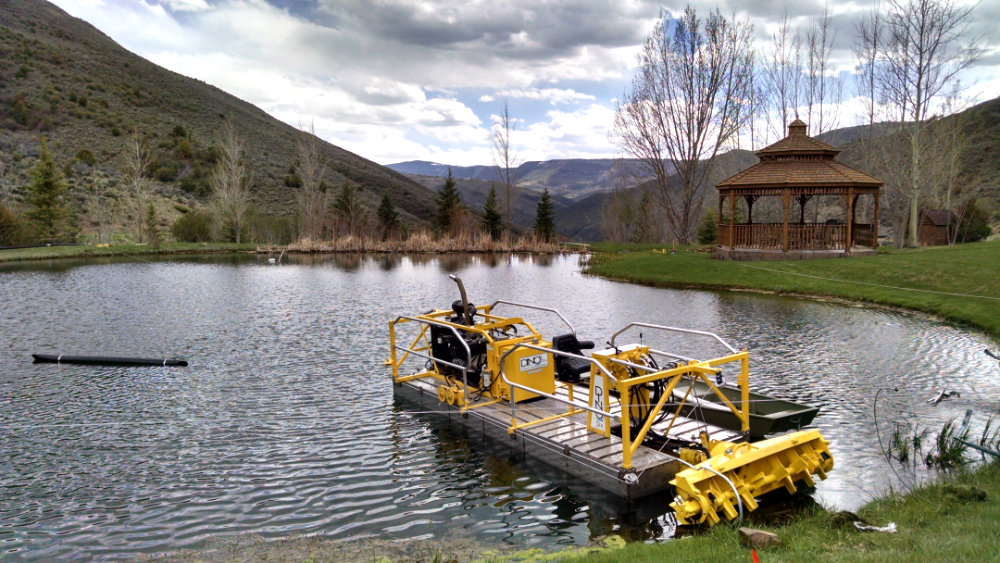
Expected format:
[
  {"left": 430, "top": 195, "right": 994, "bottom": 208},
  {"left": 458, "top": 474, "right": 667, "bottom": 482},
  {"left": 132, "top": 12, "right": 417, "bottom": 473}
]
[{"left": 0, "top": 0, "right": 436, "bottom": 235}]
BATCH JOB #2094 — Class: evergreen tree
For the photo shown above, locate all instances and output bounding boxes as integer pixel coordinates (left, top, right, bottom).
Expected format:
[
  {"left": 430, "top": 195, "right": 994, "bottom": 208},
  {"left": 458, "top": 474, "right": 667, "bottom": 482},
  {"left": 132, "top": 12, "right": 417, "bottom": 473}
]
[
  {"left": 434, "top": 168, "right": 462, "bottom": 236},
  {"left": 533, "top": 189, "right": 555, "bottom": 242},
  {"left": 26, "top": 139, "right": 73, "bottom": 242},
  {"left": 482, "top": 184, "right": 504, "bottom": 241},
  {"left": 696, "top": 207, "right": 718, "bottom": 245},
  {"left": 145, "top": 201, "right": 160, "bottom": 250},
  {"left": 333, "top": 179, "right": 364, "bottom": 236},
  {"left": 377, "top": 193, "right": 400, "bottom": 240}
]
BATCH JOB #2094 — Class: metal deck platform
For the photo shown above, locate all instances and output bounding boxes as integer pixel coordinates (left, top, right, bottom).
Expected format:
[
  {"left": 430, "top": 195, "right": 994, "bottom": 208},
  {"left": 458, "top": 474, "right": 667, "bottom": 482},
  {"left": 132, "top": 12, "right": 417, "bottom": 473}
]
[{"left": 394, "top": 376, "right": 743, "bottom": 500}]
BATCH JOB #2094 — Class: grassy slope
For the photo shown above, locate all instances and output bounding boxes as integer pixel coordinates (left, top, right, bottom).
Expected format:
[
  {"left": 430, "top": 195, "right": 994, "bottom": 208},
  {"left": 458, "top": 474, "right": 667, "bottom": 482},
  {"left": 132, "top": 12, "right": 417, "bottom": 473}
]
[
  {"left": 585, "top": 241, "right": 1000, "bottom": 338},
  {"left": 0, "top": 0, "right": 435, "bottom": 222}
]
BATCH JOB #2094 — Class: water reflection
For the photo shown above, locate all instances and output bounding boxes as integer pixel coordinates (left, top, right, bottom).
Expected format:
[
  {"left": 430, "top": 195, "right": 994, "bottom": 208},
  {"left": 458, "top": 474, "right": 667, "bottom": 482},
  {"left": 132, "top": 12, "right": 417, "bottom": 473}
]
[{"left": 0, "top": 253, "right": 996, "bottom": 560}]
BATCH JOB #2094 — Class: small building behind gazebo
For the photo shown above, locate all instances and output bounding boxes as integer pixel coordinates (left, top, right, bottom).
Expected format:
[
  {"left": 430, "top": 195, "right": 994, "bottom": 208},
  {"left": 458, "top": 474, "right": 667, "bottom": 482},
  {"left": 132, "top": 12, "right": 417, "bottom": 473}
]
[
  {"left": 715, "top": 120, "right": 882, "bottom": 260},
  {"left": 919, "top": 210, "right": 956, "bottom": 246}
]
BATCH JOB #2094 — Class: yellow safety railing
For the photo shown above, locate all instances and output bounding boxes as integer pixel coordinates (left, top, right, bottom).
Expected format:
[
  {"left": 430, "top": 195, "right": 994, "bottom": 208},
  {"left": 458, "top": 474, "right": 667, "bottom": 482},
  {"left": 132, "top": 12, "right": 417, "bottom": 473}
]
[
  {"left": 390, "top": 312, "right": 754, "bottom": 472},
  {"left": 496, "top": 342, "right": 618, "bottom": 435}
]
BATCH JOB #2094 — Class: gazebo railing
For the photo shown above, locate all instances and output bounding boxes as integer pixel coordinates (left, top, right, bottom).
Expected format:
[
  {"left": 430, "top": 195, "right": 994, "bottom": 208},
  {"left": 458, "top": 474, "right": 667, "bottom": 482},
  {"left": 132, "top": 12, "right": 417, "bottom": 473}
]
[
  {"left": 719, "top": 223, "right": 875, "bottom": 250},
  {"left": 788, "top": 224, "right": 845, "bottom": 250}
]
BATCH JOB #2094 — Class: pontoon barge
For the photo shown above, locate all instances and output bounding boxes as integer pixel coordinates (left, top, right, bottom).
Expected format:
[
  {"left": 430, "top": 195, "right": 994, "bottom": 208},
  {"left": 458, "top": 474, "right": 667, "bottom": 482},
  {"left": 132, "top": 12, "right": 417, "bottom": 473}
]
[{"left": 386, "top": 276, "right": 833, "bottom": 525}]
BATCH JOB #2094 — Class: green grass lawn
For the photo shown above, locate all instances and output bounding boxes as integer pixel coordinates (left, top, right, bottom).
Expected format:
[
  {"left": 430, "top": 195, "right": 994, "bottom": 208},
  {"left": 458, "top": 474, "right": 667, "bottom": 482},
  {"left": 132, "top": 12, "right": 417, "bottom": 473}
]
[{"left": 586, "top": 241, "right": 1000, "bottom": 338}]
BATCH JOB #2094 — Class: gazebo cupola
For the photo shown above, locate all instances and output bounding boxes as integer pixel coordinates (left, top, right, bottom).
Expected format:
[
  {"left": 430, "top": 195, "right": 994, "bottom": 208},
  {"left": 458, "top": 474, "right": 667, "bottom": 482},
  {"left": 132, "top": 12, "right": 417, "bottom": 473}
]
[{"left": 715, "top": 120, "right": 883, "bottom": 260}]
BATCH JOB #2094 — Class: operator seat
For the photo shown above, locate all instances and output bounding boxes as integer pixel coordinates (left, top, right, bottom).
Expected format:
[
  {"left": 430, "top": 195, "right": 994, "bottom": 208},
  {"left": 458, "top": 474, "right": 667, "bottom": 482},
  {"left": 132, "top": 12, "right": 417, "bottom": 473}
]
[{"left": 551, "top": 333, "right": 595, "bottom": 383}]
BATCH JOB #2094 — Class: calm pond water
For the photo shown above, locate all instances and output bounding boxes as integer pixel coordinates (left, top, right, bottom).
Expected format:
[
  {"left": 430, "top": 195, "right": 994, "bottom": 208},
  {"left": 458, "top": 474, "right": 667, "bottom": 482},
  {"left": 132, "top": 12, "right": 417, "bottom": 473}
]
[{"left": 1, "top": 253, "right": 997, "bottom": 560}]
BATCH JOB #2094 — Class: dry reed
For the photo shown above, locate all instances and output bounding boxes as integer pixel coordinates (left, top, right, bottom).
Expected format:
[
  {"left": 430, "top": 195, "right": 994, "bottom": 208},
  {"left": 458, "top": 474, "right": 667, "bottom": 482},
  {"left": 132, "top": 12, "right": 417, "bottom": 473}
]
[{"left": 259, "top": 231, "right": 585, "bottom": 255}]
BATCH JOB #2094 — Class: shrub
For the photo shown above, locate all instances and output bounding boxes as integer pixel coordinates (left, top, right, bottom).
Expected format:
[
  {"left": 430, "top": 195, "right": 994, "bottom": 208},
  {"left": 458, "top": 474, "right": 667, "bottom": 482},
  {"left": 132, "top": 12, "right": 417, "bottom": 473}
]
[
  {"left": 697, "top": 208, "right": 718, "bottom": 245},
  {"left": 12, "top": 92, "right": 30, "bottom": 126},
  {"left": 958, "top": 199, "right": 991, "bottom": 243},
  {"left": 0, "top": 204, "right": 24, "bottom": 245},
  {"left": 75, "top": 149, "right": 95, "bottom": 166},
  {"left": 154, "top": 165, "right": 177, "bottom": 182},
  {"left": 171, "top": 209, "right": 214, "bottom": 242},
  {"left": 175, "top": 137, "right": 194, "bottom": 159}
]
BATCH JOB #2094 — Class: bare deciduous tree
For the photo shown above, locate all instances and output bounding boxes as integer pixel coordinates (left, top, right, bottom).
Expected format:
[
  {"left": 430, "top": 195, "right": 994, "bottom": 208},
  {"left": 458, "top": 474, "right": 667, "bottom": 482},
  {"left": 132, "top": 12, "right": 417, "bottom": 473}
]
[
  {"left": 85, "top": 178, "right": 112, "bottom": 245},
  {"left": 804, "top": 3, "right": 843, "bottom": 135},
  {"left": 614, "top": 7, "right": 755, "bottom": 244},
  {"left": 211, "top": 121, "right": 253, "bottom": 244},
  {"left": 922, "top": 92, "right": 983, "bottom": 244},
  {"left": 492, "top": 100, "right": 521, "bottom": 234},
  {"left": 601, "top": 161, "right": 660, "bottom": 243},
  {"left": 870, "top": 0, "right": 982, "bottom": 246},
  {"left": 294, "top": 123, "right": 328, "bottom": 241},
  {"left": 120, "top": 128, "right": 153, "bottom": 243},
  {"left": 764, "top": 11, "right": 801, "bottom": 144}
]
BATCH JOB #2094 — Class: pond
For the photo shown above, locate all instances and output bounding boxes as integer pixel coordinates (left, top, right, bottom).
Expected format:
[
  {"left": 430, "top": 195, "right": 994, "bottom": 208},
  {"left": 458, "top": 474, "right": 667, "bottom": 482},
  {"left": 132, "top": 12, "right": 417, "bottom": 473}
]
[{"left": 1, "top": 253, "right": 997, "bottom": 560}]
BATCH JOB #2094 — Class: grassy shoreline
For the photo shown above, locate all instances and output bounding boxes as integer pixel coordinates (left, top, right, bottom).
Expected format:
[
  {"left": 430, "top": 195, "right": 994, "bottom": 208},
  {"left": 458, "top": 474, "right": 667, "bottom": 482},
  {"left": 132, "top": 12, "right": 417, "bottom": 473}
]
[
  {"left": 585, "top": 241, "right": 1000, "bottom": 340},
  {"left": 0, "top": 242, "right": 259, "bottom": 263},
  {"left": 0, "top": 237, "right": 580, "bottom": 264},
  {"left": 576, "top": 461, "right": 1000, "bottom": 563}
]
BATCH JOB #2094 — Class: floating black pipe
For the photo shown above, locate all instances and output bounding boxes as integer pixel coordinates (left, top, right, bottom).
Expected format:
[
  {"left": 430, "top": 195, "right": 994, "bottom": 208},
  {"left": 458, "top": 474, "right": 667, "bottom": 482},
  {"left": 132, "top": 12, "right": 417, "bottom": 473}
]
[{"left": 32, "top": 354, "right": 188, "bottom": 367}]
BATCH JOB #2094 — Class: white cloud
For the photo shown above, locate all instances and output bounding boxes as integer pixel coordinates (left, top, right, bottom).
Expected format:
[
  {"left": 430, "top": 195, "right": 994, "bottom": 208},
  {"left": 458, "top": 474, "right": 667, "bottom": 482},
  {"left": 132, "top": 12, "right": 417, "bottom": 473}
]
[
  {"left": 159, "top": 0, "right": 210, "bottom": 11},
  {"left": 494, "top": 88, "right": 596, "bottom": 105}
]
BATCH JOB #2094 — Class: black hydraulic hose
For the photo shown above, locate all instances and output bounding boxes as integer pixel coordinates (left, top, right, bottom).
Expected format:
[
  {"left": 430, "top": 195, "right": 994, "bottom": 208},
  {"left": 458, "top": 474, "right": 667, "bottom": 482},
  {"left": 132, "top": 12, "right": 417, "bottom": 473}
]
[{"left": 32, "top": 354, "right": 188, "bottom": 367}]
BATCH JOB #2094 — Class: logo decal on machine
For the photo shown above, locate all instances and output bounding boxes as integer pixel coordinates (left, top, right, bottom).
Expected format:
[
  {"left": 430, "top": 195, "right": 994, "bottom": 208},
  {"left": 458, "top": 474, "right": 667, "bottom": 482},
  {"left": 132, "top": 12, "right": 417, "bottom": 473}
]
[{"left": 519, "top": 353, "right": 549, "bottom": 373}]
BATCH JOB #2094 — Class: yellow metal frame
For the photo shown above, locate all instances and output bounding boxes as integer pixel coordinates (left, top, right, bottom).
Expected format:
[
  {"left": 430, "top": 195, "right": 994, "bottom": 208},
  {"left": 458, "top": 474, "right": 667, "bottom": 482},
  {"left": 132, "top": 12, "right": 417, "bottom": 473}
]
[
  {"left": 389, "top": 309, "right": 754, "bottom": 471},
  {"left": 612, "top": 350, "right": 751, "bottom": 470}
]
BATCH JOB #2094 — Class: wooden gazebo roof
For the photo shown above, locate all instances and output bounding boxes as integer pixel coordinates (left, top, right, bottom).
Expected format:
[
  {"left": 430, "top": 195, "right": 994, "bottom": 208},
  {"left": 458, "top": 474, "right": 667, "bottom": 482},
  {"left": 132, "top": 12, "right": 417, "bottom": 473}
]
[{"left": 717, "top": 119, "right": 881, "bottom": 192}]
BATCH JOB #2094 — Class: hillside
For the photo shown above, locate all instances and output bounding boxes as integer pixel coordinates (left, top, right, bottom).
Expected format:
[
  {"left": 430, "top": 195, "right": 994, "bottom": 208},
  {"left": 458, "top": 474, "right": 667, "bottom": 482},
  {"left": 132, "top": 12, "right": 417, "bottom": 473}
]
[
  {"left": 406, "top": 173, "right": 576, "bottom": 233},
  {"left": 556, "top": 149, "right": 758, "bottom": 241},
  {"left": 388, "top": 158, "right": 652, "bottom": 201},
  {"left": 0, "top": 0, "right": 436, "bottom": 236}
]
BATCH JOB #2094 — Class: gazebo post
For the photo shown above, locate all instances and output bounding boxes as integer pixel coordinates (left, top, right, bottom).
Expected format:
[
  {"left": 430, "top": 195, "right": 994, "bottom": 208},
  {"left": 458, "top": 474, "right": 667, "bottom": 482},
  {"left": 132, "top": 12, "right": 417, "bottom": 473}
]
[
  {"left": 874, "top": 189, "right": 880, "bottom": 248},
  {"left": 846, "top": 188, "right": 855, "bottom": 254},
  {"left": 782, "top": 188, "right": 790, "bottom": 253},
  {"left": 729, "top": 191, "right": 736, "bottom": 251}
]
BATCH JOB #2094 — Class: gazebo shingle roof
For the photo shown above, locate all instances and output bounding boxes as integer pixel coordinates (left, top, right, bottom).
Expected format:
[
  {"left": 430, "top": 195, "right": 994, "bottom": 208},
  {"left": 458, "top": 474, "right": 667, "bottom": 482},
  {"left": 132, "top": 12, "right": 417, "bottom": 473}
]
[
  {"left": 716, "top": 159, "right": 882, "bottom": 188},
  {"left": 717, "top": 119, "right": 880, "bottom": 189}
]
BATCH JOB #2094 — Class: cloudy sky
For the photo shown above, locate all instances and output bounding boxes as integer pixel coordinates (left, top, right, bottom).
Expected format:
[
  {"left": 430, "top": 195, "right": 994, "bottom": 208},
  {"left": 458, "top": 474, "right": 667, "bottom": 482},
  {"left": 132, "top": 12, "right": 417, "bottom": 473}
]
[{"left": 50, "top": 0, "right": 999, "bottom": 167}]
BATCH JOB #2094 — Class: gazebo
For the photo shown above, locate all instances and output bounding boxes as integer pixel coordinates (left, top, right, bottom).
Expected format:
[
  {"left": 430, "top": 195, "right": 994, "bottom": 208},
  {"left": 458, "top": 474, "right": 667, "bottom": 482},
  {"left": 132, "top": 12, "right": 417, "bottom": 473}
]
[{"left": 715, "top": 120, "right": 882, "bottom": 260}]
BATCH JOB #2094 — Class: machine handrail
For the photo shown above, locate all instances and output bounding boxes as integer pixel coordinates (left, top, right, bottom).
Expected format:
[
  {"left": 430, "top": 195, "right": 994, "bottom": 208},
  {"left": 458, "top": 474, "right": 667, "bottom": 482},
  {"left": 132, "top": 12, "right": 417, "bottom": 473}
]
[
  {"left": 606, "top": 355, "right": 720, "bottom": 376},
  {"left": 497, "top": 342, "right": 617, "bottom": 420},
  {"left": 393, "top": 315, "right": 473, "bottom": 405},
  {"left": 488, "top": 300, "right": 577, "bottom": 336},
  {"left": 610, "top": 323, "right": 738, "bottom": 354}
]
